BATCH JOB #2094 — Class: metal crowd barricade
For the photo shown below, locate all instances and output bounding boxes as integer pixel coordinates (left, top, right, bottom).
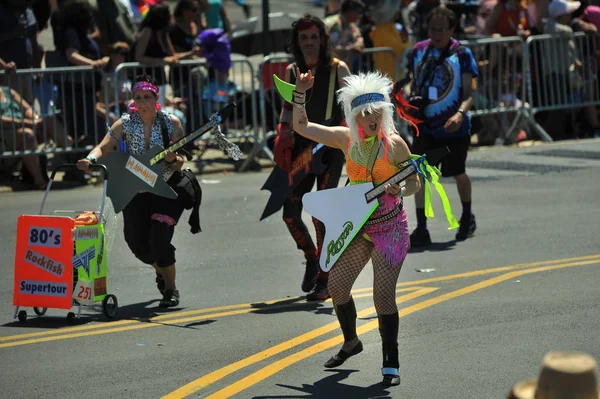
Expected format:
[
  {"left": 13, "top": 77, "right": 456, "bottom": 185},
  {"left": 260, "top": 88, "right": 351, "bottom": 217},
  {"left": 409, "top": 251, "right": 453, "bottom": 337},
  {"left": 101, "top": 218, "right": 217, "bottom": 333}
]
[
  {"left": 243, "top": 53, "right": 293, "bottom": 170},
  {"left": 114, "top": 57, "right": 259, "bottom": 171},
  {"left": 525, "top": 31, "right": 599, "bottom": 140},
  {"left": 252, "top": 54, "right": 293, "bottom": 160},
  {"left": 354, "top": 47, "right": 402, "bottom": 81},
  {"left": 0, "top": 66, "right": 108, "bottom": 161},
  {"left": 459, "top": 36, "right": 541, "bottom": 142},
  {"left": 114, "top": 56, "right": 257, "bottom": 136}
]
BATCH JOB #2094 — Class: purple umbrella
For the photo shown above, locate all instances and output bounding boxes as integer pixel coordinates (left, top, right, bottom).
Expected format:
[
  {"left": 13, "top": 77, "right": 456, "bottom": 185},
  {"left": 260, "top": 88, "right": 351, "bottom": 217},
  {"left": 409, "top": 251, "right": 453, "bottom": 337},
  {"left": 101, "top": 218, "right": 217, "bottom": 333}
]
[{"left": 197, "top": 28, "right": 232, "bottom": 73}]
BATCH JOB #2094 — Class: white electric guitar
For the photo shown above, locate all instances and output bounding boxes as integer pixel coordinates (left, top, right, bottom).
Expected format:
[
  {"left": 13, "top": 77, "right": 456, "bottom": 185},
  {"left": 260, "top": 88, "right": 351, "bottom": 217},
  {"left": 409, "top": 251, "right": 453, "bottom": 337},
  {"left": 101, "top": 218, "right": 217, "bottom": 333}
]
[{"left": 303, "top": 147, "right": 449, "bottom": 272}]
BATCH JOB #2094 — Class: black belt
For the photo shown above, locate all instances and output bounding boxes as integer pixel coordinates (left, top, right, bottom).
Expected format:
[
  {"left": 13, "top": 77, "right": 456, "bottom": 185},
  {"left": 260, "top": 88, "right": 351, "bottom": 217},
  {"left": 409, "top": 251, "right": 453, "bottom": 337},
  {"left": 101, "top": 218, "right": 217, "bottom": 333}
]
[{"left": 364, "top": 201, "right": 403, "bottom": 226}]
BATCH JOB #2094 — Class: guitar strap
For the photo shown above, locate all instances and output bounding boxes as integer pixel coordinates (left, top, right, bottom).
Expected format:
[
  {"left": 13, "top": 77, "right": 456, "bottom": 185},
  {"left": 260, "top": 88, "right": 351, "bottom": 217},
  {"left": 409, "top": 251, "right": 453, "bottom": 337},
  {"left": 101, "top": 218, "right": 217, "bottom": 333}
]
[
  {"left": 156, "top": 110, "right": 193, "bottom": 161},
  {"left": 344, "top": 138, "right": 381, "bottom": 187},
  {"left": 366, "top": 139, "right": 382, "bottom": 184},
  {"left": 325, "top": 58, "right": 339, "bottom": 121},
  {"left": 156, "top": 110, "right": 203, "bottom": 234}
]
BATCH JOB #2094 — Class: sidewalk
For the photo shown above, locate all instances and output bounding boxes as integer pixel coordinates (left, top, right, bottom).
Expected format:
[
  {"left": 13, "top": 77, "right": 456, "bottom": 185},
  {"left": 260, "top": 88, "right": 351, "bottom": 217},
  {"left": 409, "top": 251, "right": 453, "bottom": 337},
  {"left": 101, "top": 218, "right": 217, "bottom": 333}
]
[{"left": 0, "top": 146, "right": 275, "bottom": 194}]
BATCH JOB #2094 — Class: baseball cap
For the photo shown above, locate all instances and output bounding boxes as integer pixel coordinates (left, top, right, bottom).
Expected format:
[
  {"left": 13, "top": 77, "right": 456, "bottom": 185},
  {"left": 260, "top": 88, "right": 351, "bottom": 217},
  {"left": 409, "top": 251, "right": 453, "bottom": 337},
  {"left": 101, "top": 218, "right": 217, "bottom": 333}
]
[{"left": 548, "top": 0, "right": 582, "bottom": 18}]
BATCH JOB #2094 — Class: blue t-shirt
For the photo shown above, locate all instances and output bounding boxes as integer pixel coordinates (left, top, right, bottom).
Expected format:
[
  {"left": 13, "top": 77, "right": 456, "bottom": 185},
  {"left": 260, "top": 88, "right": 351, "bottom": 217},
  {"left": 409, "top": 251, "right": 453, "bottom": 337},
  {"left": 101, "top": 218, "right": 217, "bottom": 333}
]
[{"left": 409, "top": 39, "right": 478, "bottom": 138}]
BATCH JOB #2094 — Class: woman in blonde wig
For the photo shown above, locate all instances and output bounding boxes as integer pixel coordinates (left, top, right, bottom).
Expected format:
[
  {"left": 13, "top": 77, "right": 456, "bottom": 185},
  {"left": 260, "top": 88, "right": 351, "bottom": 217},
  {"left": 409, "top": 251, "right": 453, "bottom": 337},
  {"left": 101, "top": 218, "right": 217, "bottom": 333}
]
[{"left": 291, "top": 69, "right": 421, "bottom": 387}]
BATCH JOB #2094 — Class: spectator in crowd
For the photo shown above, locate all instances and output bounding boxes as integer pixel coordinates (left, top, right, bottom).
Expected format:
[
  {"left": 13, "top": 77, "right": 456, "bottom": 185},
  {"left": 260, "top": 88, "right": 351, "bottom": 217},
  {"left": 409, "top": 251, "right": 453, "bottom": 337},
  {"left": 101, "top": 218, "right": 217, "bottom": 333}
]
[
  {"left": 54, "top": 0, "right": 108, "bottom": 151},
  {"left": 405, "top": 0, "right": 441, "bottom": 42},
  {"left": 1, "top": 82, "right": 73, "bottom": 190},
  {"left": 537, "top": 0, "right": 582, "bottom": 140},
  {"left": 0, "top": 0, "right": 40, "bottom": 104},
  {"left": 169, "top": 0, "right": 203, "bottom": 101},
  {"left": 90, "top": 0, "right": 137, "bottom": 55},
  {"left": 97, "top": 42, "right": 132, "bottom": 125},
  {"left": 325, "top": 0, "right": 342, "bottom": 17},
  {"left": 571, "top": 2, "right": 600, "bottom": 138},
  {"left": 134, "top": 3, "right": 180, "bottom": 108},
  {"left": 227, "top": 0, "right": 251, "bottom": 19},
  {"left": 525, "top": 0, "right": 551, "bottom": 34},
  {"left": 31, "top": 0, "right": 58, "bottom": 116},
  {"left": 0, "top": 58, "right": 17, "bottom": 74},
  {"left": 507, "top": 351, "right": 599, "bottom": 399},
  {"left": 484, "top": 0, "right": 531, "bottom": 37},
  {"left": 402, "top": 6, "right": 478, "bottom": 246},
  {"left": 369, "top": 0, "right": 414, "bottom": 80},
  {"left": 204, "top": 0, "right": 231, "bottom": 33},
  {"left": 324, "top": 0, "right": 366, "bottom": 71},
  {"left": 32, "top": 0, "right": 52, "bottom": 33}
]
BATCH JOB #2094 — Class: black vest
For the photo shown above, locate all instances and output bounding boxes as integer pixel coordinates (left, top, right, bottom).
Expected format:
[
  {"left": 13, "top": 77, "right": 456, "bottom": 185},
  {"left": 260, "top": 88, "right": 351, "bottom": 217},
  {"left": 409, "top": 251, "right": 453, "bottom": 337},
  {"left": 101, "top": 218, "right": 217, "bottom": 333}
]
[{"left": 289, "top": 61, "right": 343, "bottom": 149}]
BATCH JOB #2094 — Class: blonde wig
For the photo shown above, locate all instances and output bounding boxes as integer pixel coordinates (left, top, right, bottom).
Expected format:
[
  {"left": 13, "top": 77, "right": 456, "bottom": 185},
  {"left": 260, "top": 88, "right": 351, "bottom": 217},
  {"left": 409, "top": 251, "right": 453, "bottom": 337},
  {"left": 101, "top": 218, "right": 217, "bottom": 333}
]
[{"left": 337, "top": 71, "right": 397, "bottom": 159}]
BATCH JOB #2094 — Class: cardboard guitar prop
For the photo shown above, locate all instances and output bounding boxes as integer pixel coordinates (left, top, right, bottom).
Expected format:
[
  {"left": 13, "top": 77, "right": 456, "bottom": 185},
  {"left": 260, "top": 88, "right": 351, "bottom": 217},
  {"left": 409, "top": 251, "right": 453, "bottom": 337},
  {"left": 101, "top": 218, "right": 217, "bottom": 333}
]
[
  {"left": 259, "top": 74, "right": 329, "bottom": 221},
  {"left": 303, "top": 146, "right": 451, "bottom": 272},
  {"left": 102, "top": 102, "right": 236, "bottom": 214}
]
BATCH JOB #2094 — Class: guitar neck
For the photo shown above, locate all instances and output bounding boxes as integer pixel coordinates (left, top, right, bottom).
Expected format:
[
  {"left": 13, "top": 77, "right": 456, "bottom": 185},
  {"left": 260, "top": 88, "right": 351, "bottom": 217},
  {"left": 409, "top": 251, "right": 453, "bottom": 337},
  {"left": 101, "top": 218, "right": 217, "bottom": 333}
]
[
  {"left": 150, "top": 114, "right": 222, "bottom": 166},
  {"left": 364, "top": 163, "right": 416, "bottom": 203}
]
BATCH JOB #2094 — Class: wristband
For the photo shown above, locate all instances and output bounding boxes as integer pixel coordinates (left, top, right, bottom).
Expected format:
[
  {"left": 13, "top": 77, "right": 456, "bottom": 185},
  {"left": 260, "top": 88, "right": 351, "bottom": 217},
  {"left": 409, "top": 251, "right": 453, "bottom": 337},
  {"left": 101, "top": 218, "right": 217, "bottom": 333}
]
[
  {"left": 292, "top": 101, "right": 305, "bottom": 109},
  {"left": 292, "top": 90, "right": 306, "bottom": 98},
  {"left": 86, "top": 155, "right": 98, "bottom": 164}
]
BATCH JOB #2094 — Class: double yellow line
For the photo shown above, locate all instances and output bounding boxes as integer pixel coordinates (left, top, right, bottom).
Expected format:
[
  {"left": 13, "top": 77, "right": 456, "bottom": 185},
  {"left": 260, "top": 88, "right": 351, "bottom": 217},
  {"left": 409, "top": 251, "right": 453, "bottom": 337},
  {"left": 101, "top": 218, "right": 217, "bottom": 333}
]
[
  {"left": 0, "top": 285, "right": 424, "bottom": 349},
  {"left": 163, "top": 254, "right": 600, "bottom": 399},
  {"left": 1, "top": 254, "right": 598, "bottom": 351},
  {"left": 1, "top": 254, "right": 598, "bottom": 352}
]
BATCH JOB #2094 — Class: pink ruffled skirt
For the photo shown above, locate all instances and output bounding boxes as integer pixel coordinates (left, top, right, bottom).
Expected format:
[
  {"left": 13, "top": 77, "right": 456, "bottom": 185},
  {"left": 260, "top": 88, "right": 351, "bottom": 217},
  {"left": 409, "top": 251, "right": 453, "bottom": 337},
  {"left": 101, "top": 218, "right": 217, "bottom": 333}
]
[{"left": 362, "top": 194, "right": 410, "bottom": 268}]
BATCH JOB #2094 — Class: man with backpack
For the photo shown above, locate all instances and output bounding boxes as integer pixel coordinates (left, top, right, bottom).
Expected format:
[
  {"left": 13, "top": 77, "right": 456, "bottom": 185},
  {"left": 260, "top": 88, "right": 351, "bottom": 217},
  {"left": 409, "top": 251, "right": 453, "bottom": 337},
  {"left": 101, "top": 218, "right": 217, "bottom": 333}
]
[{"left": 395, "top": 6, "right": 478, "bottom": 247}]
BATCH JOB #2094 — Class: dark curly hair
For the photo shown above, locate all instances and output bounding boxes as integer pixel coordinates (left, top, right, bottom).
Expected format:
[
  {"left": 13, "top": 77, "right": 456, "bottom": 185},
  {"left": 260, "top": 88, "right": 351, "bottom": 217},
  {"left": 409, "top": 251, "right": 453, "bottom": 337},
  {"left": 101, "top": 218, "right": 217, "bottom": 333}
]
[
  {"left": 173, "top": 0, "right": 199, "bottom": 18},
  {"left": 51, "top": 0, "right": 95, "bottom": 51},
  {"left": 140, "top": 3, "right": 171, "bottom": 31},
  {"left": 133, "top": 73, "right": 158, "bottom": 89},
  {"left": 57, "top": 0, "right": 95, "bottom": 35},
  {"left": 426, "top": 6, "right": 458, "bottom": 29},
  {"left": 287, "top": 14, "right": 333, "bottom": 72}
]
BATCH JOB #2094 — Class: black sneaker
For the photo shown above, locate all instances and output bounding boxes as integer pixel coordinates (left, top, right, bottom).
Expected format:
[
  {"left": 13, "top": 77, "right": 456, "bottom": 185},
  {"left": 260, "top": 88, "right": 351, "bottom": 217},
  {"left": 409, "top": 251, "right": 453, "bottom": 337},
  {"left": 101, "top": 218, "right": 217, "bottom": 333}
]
[
  {"left": 410, "top": 227, "right": 432, "bottom": 247},
  {"left": 455, "top": 214, "right": 476, "bottom": 241},
  {"left": 301, "top": 260, "right": 319, "bottom": 293},
  {"left": 306, "top": 281, "right": 330, "bottom": 301},
  {"left": 159, "top": 289, "right": 180, "bottom": 307},
  {"left": 155, "top": 272, "right": 165, "bottom": 296},
  {"left": 243, "top": 4, "right": 251, "bottom": 18}
]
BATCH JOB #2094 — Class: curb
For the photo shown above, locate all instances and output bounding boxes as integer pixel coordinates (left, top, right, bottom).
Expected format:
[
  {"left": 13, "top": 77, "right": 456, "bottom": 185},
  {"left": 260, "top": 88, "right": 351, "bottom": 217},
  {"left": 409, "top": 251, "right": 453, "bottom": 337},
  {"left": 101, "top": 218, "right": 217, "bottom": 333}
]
[{"left": 0, "top": 149, "right": 274, "bottom": 194}]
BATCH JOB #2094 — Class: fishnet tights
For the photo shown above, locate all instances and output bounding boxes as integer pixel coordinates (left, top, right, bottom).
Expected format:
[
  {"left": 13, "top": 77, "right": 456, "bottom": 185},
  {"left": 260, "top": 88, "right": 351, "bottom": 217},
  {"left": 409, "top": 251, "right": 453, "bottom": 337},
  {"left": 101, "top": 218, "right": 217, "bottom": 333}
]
[{"left": 328, "top": 234, "right": 403, "bottom": 315}]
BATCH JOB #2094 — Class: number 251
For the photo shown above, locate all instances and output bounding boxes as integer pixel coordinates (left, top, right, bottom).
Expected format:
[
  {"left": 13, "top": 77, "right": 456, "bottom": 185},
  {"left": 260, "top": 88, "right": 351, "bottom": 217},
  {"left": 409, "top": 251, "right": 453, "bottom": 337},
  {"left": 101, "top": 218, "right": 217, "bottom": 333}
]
[{"left": 78, "top": 286, "right": 92, "bottom": 300}]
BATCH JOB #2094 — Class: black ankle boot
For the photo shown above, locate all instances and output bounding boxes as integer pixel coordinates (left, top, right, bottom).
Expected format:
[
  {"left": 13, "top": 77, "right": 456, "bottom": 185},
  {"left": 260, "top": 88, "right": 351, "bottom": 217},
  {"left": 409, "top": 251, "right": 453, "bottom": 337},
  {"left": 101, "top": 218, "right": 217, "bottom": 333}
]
[
  {"left": 324, "top": 297, "right": 363, "bottom": 368},
  {"left": 378, "top": 313, "right": 400, "bottom": 386}
]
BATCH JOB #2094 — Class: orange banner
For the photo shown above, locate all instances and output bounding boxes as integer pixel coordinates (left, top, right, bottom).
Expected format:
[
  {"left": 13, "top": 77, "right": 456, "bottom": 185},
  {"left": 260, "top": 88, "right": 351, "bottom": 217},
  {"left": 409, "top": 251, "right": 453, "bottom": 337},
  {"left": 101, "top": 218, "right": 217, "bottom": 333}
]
[{"left": 13, "top": 215, "right": 75, "bottom": 310}]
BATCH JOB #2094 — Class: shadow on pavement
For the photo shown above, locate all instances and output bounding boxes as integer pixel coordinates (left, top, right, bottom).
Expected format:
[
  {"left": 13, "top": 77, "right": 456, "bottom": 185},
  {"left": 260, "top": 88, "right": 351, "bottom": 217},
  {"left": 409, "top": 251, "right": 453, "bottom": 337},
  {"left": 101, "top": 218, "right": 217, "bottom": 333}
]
[
  {"left": 408, "top": 239, "right": 457, "bottom": 254},
  {"left": 250, "top": 297, "right": 334, "bottom": 317},
  {"left": 251, "top": 369, "right": 394, "bottom": 399}
]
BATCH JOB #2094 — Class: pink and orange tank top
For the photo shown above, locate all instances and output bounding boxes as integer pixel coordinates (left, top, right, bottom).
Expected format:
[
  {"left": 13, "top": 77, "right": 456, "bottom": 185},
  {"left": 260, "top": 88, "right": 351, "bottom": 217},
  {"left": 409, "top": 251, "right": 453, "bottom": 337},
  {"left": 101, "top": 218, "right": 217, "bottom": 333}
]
[{"left": 346, "top": 136, "right": 398, "bottom": 185}]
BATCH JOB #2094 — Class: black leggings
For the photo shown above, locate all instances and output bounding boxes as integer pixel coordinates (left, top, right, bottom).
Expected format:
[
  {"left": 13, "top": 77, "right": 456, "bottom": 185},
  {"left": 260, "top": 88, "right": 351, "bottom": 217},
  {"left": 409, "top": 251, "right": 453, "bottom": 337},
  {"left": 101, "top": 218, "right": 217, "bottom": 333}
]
[
  {"left": 123, "top": 192, "right": 185, "bottom": 268},
  {"left": 282, "top": 148, "right": 345, "bottom": 262}
]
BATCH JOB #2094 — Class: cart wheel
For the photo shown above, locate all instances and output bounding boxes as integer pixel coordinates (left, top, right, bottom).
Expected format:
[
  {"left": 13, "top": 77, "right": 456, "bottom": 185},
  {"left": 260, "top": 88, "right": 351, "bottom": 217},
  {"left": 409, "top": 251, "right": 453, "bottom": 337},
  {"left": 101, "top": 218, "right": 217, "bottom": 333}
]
[
  {"left": 33, "top": 307, "right": 47, "bottom": 316},
  {"left": 18, "top": 310, "right": 27, "bottom": 323},
  {"left": 66, "top": 312, "right": 76, "bottom": 324},
  {"left": 102, "top": 294, "right": 118, "bottom": 319}
]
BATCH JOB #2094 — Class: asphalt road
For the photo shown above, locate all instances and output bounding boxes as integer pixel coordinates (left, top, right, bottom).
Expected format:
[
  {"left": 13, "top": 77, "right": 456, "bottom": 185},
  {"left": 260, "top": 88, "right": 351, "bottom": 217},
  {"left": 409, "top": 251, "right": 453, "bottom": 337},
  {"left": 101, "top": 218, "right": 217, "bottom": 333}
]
[{"left": 0, "top": 139, "right": 599, "bottom": 399}]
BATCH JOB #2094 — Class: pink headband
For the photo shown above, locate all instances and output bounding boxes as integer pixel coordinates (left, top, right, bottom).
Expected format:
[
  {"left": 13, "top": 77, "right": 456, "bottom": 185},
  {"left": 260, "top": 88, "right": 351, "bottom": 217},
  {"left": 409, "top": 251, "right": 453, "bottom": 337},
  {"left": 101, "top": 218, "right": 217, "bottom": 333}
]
[
  {"left": 132, "top": 81, "right": 159, "bottom": 95},
  {"left": 129, "top": 81, "right": 161, "bottom": 112}
]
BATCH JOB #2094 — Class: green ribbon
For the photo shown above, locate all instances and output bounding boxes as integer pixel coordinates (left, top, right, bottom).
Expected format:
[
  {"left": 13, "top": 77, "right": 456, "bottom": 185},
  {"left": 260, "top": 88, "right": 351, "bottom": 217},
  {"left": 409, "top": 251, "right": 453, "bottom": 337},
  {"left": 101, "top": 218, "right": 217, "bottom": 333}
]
[{"left": 410, "top": 154, "right": 459, "bottom": 230}]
